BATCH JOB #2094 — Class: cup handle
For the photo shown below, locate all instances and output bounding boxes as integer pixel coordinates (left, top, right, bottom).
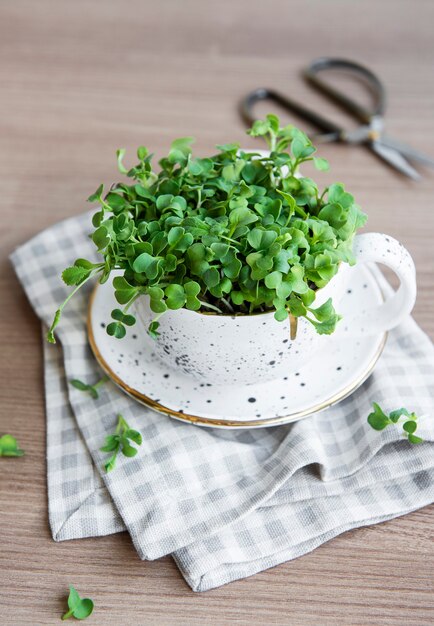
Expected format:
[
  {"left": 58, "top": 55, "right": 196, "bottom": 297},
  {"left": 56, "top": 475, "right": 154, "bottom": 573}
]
[{"left": 338, "top": 232, "right": 417, "bottom": 335}]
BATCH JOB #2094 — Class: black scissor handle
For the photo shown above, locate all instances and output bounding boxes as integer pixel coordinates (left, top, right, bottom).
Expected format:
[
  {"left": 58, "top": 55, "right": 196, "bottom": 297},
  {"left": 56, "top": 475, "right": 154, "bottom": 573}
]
[
  {"left": 240, "top": 58, "right": 387, "bottom": 142},
  {"left": 240, "top": 87, "right": 343, "bottom": 142},
  {"left": 304, "top": 57, "right": 386, "bottom": 124}
]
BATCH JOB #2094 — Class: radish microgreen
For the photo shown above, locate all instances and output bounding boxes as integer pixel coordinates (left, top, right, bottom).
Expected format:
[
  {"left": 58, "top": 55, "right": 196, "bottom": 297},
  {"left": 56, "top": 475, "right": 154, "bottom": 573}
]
[
  {"left": 61, "top": 585, "right": 94, "bottom": 621},
  {"left": 0, "top": 434, "right": 24, "bottom": 457},
  {"left": 48, "top": 115, "right": 367, "bottom": 343},
  {"left": 368, "top": 403, "right": 424, "bottom": 444},
  {"left": 69, "top": 375, "right": 109, "bottom": 399},
  {"left": 100, "top": 414, "right": 143, "bottom": 473}
]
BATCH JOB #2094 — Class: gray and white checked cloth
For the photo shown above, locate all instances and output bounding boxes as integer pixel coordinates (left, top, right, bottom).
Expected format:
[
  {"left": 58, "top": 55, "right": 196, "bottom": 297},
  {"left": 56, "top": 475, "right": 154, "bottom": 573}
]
[{"left": 11, "top": 212, "right": 434, "bottom": 592}]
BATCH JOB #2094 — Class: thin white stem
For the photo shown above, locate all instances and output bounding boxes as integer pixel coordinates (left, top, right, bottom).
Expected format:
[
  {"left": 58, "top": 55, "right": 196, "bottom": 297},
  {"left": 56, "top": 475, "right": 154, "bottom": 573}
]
[{"left": 198, "top": 300, "right": 223, "bottom": 314}]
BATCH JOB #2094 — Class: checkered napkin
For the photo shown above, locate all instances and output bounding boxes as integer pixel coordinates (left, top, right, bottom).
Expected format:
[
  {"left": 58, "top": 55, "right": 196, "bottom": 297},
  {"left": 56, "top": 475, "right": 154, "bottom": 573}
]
[{"left": 11, "top": 212, "right": 434, "bottom": 592}]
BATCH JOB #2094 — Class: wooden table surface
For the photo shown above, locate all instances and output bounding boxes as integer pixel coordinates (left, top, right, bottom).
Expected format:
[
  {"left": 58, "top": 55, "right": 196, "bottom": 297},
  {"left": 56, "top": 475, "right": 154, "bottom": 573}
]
[{"left": 1, "top": 1, "right": 433, "bottom": 624}]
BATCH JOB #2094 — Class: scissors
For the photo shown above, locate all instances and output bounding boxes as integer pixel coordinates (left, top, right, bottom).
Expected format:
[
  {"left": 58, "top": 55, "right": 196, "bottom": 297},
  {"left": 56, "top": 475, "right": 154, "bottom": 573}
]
[{"left": 241, "top": 57, "right": 434, "bottom": 180}]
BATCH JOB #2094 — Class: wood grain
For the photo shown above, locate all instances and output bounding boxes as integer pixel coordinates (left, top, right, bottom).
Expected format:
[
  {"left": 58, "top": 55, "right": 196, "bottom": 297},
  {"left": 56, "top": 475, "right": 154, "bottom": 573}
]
[{"left": 0, "top": 1, "right": 433, "bottom": 624}]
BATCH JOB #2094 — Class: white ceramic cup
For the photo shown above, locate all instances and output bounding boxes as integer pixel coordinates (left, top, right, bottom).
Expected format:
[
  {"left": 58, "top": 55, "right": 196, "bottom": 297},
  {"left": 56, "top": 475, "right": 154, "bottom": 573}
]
[{"left": 134, "top": 232, "right": 416, "bottom": 386}]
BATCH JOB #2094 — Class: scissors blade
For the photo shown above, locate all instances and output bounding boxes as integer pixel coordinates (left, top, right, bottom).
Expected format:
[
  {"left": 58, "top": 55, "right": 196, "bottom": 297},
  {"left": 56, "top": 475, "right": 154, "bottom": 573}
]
[
  {"left": 379, "top": 134, "right": 434, "bottom": 168},
  {"left": 371, "top": 140, "right": 421, "bottom": 180}
]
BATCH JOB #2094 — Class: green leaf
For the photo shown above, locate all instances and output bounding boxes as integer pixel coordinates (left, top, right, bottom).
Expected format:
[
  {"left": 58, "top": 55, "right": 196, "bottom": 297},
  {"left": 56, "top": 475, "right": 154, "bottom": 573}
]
[
  {"left": 148, "top": 286, "right": 167, "bottom": 314},
  {"left": 69, "top": 379, "right": 90, "bottom": 392},
  {"left": 313, "top": 157, "right": 330, "bottom": 171},
  {"left": 62, "top": 585, "right": 94, "bottom": 621},
  {"left": 106, "top": 322, "right": 126, "bottom": 339},
  {"left": 308, "top": 298, "right": 336, "bottom": 323},
  {"left": 216, "top": 142, "right": 240, "bottom": 154},
  {"left": 121, "top": 442, "right": 138, "bottom": 457},
  {"left": 156, "top": 194, "right": 174, "bottom": 210},
  {"left": 229, "top": 207, "right": 258, "bottom": 232},
  {"left": 92, "top": 210, "right": 104, "bottom": 227},
  {"left": 277, "top": 265, "right": 308, "bottom": 298},
  {"left": 274, "top": 308, "right": 288, "bottom": 321},
  {"left": 389, "top": 408, "right": 411, "bottom": 423},
  {"left": 70, "top": 375, "right": 107, "bottom": 400},
  {"left": 126, "top": 429, "right": 143, "bottom": 445},
  {"left": 0, "top": 434, "right": 24, "bottom": 457},
  {"left": 328, "top": 183, "right": 354, "bottom": 208},
  {"left": 46, "top": 309, "right": 61, "bottom": 343},
  {"left": 307, "top": 315, "right": 341, "bottom": 335},
  {"left": 100, "top": 435, "right": 120, "bottom": 452},
  {"left": 111, "top": 308, "right": 124, "bottom": 322},
  {"left": 107, "top": 192, "right": 128, "bottom": 214},
  {"left": 231, "top": 291, "right": 244, "bottom": 306},
  {"left": 408, "top": 434, "right": 424, "bottom": 445},
  {"left": 300, "top": 288, "right": 315, "bottom": 307},
  {"left": 122, "top": 314, "right": 136, "bottom": 326},
  {"left": 167, "top": 226, "right": 193, "bottom": 251},
  {"left": 210, "top": 242, "right": 230, "bottom": 260},
  {"left": 203, "top": 267, "right": 220, "bottom": 288},
  {"left": 110, "top": 307, "right": 136, "bottom": 327},
  {"left": 266, "top": 113, "right": 279, "bottom": 134},
  {"left": 276, "top": 189, "right": 296, "bottom": 214},
  {"left": 168, "top": 137, "right": 194, "bottom": 166},
  {"left": 167, "top": 226, "right": 185, "bottom": 246},
  {"left": 264, "top": 271, "right": 282, "bottom": 290},
  {"left": 165, "top": 284, "right": 186, "bottom": 309},
  {"left": 184, "top": 281, "right": 201, "bottom": 310},
  {"left": 113, "top": 276, "right": 137, "bottom": 305},
  {"left": 74, "top": 259, "right": 95, "bottom": 270},
  {"left": 148, "top": 320, "right": 161, "bottom": 339},
  {"left": 137, "top": 146, "right": 148, "bottom": 160},
  {"left": 92, "top": 226, "right": 110, "bottom": 250},
  {"left": 117, "top": 148, "right": 128, "bottom": 174},
  {"left": 132, "top": 252, "right": 156, "bottom": 275},
  {"left": 367, "top": 403, "right": 391, "bottom": 431},
  {"left": 247, "top": 119, "right": 271, "bottom": 137},
  {"left": 403, "top": 421, "right": 417, "bottom": 434},
  {"left": 0, "top": 434, "right": 18, "bottom": 451},
  {"left": 104, "top": 454, "right": 117, "bottom": 473},
  {"left": 87, "top": 183, "right": 104, "bottom": 203},
  {"left": 67, "top": 586, "right": 81, "bottom": 611},
  {"left": 247, "top": 228, "right": 277, "bottom": 251},
  {"left": 73, "top": 599, "right": 94, "bottom": 620},
  {"left": 62, "top": 266, "right": 91, "bottom": 286},
  {"left": 222, "top": 255, "right": 242, "bottom": 279}
]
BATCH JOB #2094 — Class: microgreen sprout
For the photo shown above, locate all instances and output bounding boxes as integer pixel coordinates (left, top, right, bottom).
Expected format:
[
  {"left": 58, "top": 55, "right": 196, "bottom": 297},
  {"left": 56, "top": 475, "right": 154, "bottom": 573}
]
[
  {"left": 61, "top": 585, "right": 94, "bottom": 621},
  {"left": 367, "top": 403, "right": 424, "bottom": 444},
  {"left": 47, "top": 261, "right": 105, "bottom": 343},
  {"left": 69, "top": 375, "right": 109, "bottom": 399},
  {"left": 100, "top": 414, "right": 143, "bottom": 472},
  {"left": 49, "top": 115, "right": 367, "bottom": 343},
  {"left": 0, "top": 434, "right": 24, "bottom": 457}
]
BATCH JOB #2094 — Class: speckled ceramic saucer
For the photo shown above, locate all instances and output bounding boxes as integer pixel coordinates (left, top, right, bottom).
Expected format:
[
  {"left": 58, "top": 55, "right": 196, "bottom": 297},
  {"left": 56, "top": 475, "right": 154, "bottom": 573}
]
[{"left": 87, "top": 264, "right": 387, "bottom": 429}]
